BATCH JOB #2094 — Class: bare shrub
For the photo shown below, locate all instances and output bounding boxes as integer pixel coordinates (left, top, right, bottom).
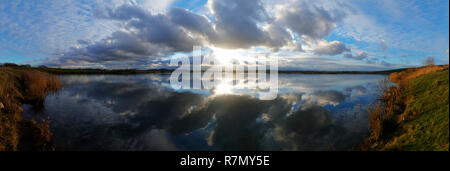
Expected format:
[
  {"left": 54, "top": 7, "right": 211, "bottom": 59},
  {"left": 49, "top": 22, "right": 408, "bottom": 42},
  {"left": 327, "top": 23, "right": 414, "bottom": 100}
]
[{"left": 422, "top": 56, "right": 435, "bottom": 66}]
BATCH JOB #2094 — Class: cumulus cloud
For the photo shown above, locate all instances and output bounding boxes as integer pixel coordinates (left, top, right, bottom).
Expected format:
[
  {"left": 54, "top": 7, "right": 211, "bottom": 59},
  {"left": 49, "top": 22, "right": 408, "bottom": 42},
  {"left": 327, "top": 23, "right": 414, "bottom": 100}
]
[
  {"left": 208, "top": 0, "right": 269, "bottom": 48},
  {"left": 274, "top": 1, "right": 344, "bottom": 39},
  {"left": 313, "top": 41, "right": 350, "bottom": 56},
  {"left": 51, "top": 5, "right": 206, "bottom": 66},
  {"left": 272, "top": 0, "right": 349, "bottom": 54},
  {"left": 206, "top": 0, "right": 300, "bottom": 50},
  {"left": 47, "top": 0, "right": 351, "bottom": 68},
  {"left": 168, "top": 7, "right": 216, "bottom": 39},
  {"left": 344, "top": 51, "right": 368, "bottom": 60},
  {"left": 3, "top": 0, "right": 446, "bottom": 70}
]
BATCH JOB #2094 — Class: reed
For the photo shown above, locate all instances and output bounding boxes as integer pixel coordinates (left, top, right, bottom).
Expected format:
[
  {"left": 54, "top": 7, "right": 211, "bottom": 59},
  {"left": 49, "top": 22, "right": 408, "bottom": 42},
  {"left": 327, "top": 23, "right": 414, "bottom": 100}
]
[{"left": 0, "top": 67, "right": 61, "bottom": 151}]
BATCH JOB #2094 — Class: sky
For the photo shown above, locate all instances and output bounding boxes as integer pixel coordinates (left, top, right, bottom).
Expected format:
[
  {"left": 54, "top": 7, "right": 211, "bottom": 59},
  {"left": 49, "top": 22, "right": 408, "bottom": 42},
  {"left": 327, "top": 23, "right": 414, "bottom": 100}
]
[{"left": 0, "top": 0, "right": 449, "bottom": 71}]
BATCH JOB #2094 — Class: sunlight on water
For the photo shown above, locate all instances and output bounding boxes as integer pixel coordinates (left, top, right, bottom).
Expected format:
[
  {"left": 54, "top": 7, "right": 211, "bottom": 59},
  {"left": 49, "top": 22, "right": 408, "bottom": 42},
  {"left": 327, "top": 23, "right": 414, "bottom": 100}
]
[{"left": 26, "top": 74, "right": 387, "bottom": 151}]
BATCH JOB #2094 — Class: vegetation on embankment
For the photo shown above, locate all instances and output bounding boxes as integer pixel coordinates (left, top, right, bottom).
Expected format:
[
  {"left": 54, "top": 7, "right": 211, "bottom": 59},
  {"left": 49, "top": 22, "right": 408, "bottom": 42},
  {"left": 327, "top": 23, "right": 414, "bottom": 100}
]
[
  {"left": 0, "top": 67, "right": 61, "bottom": 151},
  {"left": 364, "top": 65, "right": 449, "bottom": 151}
]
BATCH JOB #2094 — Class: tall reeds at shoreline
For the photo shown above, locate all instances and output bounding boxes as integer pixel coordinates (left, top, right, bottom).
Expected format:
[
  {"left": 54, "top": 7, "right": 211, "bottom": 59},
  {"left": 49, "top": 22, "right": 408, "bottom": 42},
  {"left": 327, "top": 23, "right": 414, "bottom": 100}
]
[{"left": 0, "top": 67, "right": 61, "bottom": 151}]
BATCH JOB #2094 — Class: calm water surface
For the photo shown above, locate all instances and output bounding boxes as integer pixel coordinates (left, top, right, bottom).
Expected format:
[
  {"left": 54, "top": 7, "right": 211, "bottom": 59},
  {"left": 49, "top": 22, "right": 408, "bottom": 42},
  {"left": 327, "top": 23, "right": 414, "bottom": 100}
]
[{"left": 28, "top": 74, "right": 386, "bottom": 151}]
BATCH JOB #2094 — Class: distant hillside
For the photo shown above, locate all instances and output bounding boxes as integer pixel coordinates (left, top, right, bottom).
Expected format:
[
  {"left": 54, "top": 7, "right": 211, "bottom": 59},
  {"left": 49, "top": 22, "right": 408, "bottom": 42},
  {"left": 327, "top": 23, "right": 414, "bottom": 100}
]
[{"left": 365, "top": 65, "right": 449, "bottom": 151}]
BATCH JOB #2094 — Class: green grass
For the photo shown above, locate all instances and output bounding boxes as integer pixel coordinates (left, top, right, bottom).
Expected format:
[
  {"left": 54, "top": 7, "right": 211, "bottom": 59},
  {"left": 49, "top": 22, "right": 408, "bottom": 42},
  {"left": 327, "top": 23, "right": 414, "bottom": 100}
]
[{"left": 383, "top": 69, "right": 449, "bottom": 151}]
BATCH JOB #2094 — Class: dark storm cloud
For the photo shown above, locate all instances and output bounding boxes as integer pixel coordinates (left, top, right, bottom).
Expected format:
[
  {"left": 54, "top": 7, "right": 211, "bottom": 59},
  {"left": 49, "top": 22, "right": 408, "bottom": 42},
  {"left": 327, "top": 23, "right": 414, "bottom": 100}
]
[{"left": 313, "top": 41, "right": 350, "bottom": 56}]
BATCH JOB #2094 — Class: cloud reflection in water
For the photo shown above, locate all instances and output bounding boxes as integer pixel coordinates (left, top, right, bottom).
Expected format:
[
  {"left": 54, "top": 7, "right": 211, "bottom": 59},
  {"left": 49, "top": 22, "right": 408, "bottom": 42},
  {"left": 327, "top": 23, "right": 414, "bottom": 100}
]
[{"left": 40, "top": 74, "right": 385, "bottom": 151}]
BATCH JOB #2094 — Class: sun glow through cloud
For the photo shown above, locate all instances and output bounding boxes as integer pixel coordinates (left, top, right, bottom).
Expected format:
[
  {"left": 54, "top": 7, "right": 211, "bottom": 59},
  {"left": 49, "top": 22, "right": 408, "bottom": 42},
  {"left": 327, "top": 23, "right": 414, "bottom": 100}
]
[
  {"left": 0, "top": 0, "right": 448, "bottom": 70},
  {"left": 210, "top": 47, "right": 248, "bottom": 66},
  {"left": 214, "top": 81, "right": 234, "bottom": 95}
]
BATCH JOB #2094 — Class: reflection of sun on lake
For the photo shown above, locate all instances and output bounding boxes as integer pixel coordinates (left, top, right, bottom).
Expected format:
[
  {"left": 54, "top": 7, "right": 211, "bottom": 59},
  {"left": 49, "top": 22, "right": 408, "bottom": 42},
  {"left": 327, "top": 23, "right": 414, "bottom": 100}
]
[{"left": 34, "top": 74, "right": 387, "bottom": 151}]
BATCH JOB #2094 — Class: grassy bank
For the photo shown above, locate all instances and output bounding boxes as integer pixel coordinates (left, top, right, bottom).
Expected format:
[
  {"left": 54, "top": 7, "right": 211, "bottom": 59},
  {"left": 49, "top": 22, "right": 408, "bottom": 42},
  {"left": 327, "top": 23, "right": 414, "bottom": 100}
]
[
  {"left": 0, "top": 67, "right": 61, "bottom": 151},
  {"left": 365, "top": 65, "right": 449, "bottom": 151}
]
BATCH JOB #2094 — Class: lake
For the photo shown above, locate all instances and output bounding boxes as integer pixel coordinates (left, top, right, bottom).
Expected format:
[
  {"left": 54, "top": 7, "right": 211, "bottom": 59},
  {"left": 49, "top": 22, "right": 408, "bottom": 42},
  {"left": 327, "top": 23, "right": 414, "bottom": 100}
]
[{"left": 25, "top": 74, "right": 387, "bottom": 151}]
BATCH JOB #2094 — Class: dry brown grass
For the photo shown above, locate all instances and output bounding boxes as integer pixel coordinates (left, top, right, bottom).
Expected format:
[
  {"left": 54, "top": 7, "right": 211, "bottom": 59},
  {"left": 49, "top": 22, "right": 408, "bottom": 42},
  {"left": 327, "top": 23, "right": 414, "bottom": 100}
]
[
  {"left": 0, "top": 67, "right": 60, "bottom": 151},
  {"left": 20, "top": 69, "right": 61, "bottom": 107},
  {"left": 366, "top": 78, "right": 406, "bottom": 147},
  {"left": 389, "top": 65, "right": 449, "bottom": 86},
  {"left": 367, "top": 104, "right": 385, "bottom": 142}
]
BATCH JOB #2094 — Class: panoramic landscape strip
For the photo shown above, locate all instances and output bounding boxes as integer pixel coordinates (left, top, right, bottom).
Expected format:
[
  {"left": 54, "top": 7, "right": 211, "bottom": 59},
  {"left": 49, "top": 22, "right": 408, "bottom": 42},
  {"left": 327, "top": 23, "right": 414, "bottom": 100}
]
[
  {"left": 0, "top": 2, "right": 449, "bottom": 168},
  {"left": 1, "top": 63, "right": 448, "bottom": 151}
]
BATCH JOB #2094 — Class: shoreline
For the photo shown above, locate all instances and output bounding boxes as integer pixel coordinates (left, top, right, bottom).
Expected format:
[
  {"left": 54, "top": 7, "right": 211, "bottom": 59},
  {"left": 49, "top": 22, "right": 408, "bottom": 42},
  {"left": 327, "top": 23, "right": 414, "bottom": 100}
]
[
  {"left": 3, "top": 64, "right": 414, "bottom": 75},
  {"left": 0, "top": 67, "right": 61, "bottom": 151},
  {"left": 363, "top": 65, "right": 449, "bottom": 151},
  {"left": 2, "top": 65, "right": 448, "bottom": 151}
]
